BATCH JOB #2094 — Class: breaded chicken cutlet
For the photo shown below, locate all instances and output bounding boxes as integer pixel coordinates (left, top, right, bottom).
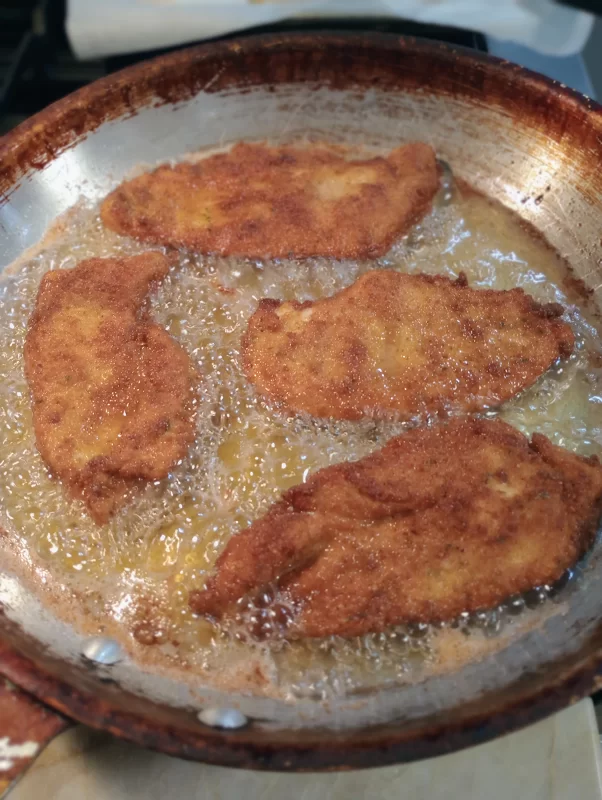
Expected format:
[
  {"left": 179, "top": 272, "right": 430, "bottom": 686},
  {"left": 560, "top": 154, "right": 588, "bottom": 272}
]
[
  {"left": 100, "top": 142, "right": 439, "bottom": 260},
  {"left": 24, "top": 253, "right": 197, "bottom": 524},
  {"left": 190, "top": 418, "right": 602, "bottom": 638},
  {"left": 242, "top": 270, "right": 575, "bottom": 420}
]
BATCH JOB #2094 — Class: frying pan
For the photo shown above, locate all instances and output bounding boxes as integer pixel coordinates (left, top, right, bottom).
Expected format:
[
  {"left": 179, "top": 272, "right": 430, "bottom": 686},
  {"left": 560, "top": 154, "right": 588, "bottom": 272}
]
[{"left": 0, "top": 32, "right": 602, "bottom": 786}]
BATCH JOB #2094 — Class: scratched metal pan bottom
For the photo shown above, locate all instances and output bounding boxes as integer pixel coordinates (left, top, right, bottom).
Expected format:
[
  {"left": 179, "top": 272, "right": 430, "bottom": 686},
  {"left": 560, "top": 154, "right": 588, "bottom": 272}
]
[{"left": 0, "top": 34, "right": 601, "bottom": 770}]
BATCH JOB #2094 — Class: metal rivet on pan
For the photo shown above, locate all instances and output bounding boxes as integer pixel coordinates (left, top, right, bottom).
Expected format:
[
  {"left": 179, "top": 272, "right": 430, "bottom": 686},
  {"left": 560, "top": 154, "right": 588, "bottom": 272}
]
[
  {"left": 435, "top": 159, "right": 454, "bottom": 207},
  {"left": 197, "top": 707, "right": 248, "bottom": 729},
  {"left": 82, "top": 636, "right": 123, "bottom": 665}
]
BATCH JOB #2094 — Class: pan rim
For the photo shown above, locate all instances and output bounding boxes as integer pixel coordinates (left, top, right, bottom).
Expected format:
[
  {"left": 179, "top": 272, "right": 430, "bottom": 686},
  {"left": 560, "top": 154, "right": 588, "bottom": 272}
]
[
  {"left": 1, "top": 31, "right": 601, "bottom": 196},
  {"left": 1, "top": 628, "right": 602, "bottom": 771}
]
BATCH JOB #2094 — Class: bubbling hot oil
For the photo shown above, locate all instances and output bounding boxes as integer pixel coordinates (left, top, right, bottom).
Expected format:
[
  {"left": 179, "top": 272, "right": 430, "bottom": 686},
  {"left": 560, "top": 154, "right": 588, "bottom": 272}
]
[{"left": 0, "top": 178, "right": 601, "bottom": 695}]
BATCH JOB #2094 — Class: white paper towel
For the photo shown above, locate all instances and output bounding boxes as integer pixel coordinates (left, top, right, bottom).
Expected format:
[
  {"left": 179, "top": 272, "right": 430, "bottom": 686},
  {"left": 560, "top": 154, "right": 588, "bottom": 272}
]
[{"left": 66, "top": 0, "right": 594, "bottom": 61}]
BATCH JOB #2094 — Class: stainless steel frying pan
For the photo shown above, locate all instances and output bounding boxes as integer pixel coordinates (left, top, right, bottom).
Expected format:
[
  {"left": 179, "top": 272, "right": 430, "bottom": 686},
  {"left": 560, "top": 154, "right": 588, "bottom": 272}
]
[{"left": 0, "top": 33, "right": 601, "bottom": 781}]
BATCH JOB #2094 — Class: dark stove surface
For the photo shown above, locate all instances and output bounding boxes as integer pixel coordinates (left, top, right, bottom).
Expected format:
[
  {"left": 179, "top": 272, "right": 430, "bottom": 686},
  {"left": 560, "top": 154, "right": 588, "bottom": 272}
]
[{"left": 0, "top": 0, "right": 486, "bottom": 135}]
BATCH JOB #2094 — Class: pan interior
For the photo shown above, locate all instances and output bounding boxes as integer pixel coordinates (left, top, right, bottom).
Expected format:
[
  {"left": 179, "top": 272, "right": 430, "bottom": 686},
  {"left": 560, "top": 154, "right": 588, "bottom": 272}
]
[{"left": 0, "top": 81, "right": 601, "bottom": 732}]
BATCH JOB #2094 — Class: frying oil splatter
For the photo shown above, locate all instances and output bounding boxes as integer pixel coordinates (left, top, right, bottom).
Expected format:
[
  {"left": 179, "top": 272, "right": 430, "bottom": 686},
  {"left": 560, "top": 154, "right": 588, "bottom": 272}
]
[{"left": 0, "top": 175, "right": 600, "bottom": 696}]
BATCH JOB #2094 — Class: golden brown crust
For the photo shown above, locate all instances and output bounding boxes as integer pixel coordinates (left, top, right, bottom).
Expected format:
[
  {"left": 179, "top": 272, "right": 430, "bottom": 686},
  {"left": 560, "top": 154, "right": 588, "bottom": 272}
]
[
  {"left": 189, "top": 418, "right": 602, "bottom": 637},
  {"left": 100, "top": 142, "right": 439, "bottom": 259},
  {"left": 24, "top": 253, "right": 198, "bottom": 524},
  {"left": 242, "top": 270, "right": 575, "bottom": 420}
]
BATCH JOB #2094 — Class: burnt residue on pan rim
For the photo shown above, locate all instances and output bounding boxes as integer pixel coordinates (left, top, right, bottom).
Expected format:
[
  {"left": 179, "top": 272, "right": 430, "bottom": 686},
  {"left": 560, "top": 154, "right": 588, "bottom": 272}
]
[
  {"left": 1, "top": 32, "right": 602, "bottom": 203},
  {"left": 0, "top": 618, "right": 602, "bottom": 771},
  {"left": 1, "top": 32, "right": 602, "bottom": 769}
]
